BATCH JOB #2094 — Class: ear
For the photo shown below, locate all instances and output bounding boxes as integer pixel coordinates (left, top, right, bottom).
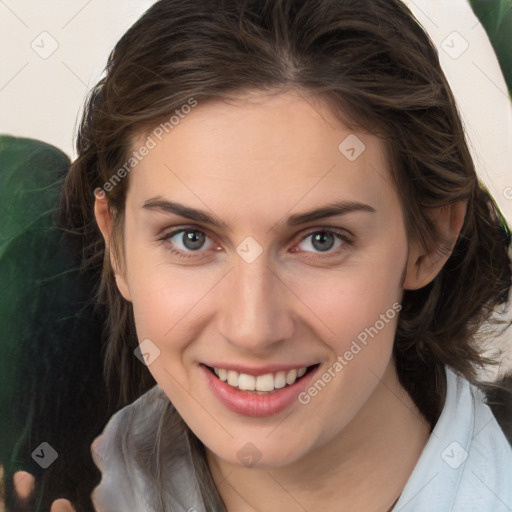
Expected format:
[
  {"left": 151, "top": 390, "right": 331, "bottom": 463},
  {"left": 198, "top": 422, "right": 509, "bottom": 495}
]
[
  {"left": 403, "top": 201, "right": 467, "bottom": 290},
  {"left": 94, "top": 191, "right": 132, "bottom": 302}
]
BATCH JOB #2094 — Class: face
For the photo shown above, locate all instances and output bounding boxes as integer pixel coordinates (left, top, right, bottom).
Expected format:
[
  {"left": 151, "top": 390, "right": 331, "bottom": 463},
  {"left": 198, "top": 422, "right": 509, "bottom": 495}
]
[{"left": 104, "top": 90, "right": 414, "bottom": 468}]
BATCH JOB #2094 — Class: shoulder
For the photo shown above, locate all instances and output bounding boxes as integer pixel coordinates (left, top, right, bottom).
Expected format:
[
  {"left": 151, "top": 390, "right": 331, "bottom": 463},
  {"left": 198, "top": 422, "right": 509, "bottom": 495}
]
[
  {"left": 393, "top": 366, "right": 512, "bottom": 512},
  {"left": 89, "top": 385, "right": 168, "bottom": 511},
  {"left": 455, "top": 373, "right": 512, "bottom": 511},
  {"left": 90, "top": 385, "right": 206, "bottom": 512}
]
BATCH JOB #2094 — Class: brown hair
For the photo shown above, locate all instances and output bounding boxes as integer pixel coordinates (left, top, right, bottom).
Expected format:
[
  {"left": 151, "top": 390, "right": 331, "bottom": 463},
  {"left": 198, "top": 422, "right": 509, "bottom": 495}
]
[{"left": 58, "top": 0, "right": 512, "bottom": 508}]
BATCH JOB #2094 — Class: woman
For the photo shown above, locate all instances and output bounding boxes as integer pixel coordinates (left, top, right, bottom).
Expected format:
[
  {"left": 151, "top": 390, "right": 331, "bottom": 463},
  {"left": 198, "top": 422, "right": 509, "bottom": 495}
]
[{"left": 28, "top": 0, "right": 512, "bottom": 510}]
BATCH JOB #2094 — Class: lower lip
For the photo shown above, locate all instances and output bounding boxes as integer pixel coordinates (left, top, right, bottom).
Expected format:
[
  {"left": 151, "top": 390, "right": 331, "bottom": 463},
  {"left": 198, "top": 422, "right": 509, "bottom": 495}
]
[{"left": 199, "top": 363, "right": 320, "bottom": 417}]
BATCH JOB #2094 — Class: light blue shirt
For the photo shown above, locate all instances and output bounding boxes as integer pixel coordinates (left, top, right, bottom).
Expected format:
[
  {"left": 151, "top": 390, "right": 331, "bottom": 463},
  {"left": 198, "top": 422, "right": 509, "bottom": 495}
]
[
  {"left": 393, "top": 367, "right": 512, "bottom": 512},
  {"left": 90, "top": 366, "right": 512, "bottom": 512}
]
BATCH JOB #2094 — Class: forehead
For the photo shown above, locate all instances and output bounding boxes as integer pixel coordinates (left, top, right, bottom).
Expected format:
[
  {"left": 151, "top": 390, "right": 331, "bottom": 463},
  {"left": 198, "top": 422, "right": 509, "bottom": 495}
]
[{"left": 126, "top": 90, "right": 396, "bottom": 221}]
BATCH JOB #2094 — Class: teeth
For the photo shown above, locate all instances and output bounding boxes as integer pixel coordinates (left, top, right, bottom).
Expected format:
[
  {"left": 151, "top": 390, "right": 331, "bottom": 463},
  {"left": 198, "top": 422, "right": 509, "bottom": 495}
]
[
  {"left": 256, "top": 373, "right": 275, "bottom": 392},
  {"left": 212, "top": 366, "right": 310, "bottom": 392},
  {"left": 227, "top": 370, "right": 238, "bottom": 387},
  {"left": 238, "top": 374, "right": 256, "bottom": 391},
  {"left": 286, "top": 369, "right": 297, "bottom": 385},
  {"left": 274, "top": 371, "right": 286, "bottom": 389}
]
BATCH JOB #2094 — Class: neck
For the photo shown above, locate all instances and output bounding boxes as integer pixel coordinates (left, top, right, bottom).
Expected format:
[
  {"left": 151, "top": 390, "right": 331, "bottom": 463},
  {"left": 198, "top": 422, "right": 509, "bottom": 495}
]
[{"left": 206, "top": 361, "right": 431, "bottom": 512}]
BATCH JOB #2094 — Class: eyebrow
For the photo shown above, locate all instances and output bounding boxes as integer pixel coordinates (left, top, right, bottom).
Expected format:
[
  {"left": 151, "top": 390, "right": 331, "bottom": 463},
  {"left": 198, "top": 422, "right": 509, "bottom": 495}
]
[{"left": 142, "top": 197, "right": 376, "bottom": 229}]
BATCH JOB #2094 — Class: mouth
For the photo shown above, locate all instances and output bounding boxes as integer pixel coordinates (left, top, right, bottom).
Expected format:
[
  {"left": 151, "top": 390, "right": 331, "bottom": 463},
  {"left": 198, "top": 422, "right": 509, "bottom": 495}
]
[
  {"left": 200, "top": 362, "right": 321, "bottom": 417},
  {"left": 202, "top": 363, "right": 320, "bottom": 394}
]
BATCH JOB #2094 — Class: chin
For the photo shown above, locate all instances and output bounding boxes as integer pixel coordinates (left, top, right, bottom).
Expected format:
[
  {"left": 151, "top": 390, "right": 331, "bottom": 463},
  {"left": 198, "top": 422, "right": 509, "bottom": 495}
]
[{"left": 209, "top": 436, "right": 312, "bottom": 469}]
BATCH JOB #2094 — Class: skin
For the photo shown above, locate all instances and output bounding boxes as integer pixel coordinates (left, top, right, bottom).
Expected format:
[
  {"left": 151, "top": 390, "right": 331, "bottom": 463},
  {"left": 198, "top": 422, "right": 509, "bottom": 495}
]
[
  {"left": 6, "top": 471, "right": 72, "bottom": 512},
  {"left": 15, "top": 89, "right": 466, "bottom": 511}
]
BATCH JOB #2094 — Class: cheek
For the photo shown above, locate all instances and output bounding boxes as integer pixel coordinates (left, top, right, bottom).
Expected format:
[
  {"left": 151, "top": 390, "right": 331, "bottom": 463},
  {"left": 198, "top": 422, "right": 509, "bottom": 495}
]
[
  {"left": 291, "top": 235, "right": 406, "bottom": 351},
  {"left": 123, "top": 233, "right": 227, "bottom": 389},
  {"left": 128, "top": 261, "right": 216, "bottom": 346},
  {"left": 288, "top": 246, "right": 405, "bottom": 436}
]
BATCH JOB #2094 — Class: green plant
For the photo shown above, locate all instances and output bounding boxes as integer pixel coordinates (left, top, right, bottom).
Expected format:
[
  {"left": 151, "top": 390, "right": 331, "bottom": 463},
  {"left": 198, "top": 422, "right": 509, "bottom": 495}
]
[{"left": 469, "top": 0, "right": 512, "bottom": 95}]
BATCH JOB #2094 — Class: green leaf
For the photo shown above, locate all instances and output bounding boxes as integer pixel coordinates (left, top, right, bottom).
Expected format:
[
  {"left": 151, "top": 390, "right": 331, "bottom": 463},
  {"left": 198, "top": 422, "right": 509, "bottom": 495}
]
[
  {"left": 469, "top": 0, "right": 512, "bottom": 94},
  {"left": 0, "top": 135, "right": 108, "bottom": 511}
]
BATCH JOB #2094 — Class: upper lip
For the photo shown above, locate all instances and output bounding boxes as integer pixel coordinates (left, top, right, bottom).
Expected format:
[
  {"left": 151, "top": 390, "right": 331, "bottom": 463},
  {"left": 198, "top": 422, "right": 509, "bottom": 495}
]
[{"left": 202, "top": 362, "right": 319, "bottom": 377}]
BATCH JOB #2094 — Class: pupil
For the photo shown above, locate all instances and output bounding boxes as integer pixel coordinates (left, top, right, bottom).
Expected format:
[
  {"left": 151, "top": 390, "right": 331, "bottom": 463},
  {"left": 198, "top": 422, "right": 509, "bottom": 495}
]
[
  {"left": 312, "top": 232, "right": 334, "bottom": 251},
  {"left": 183, "top": 230, "right": 204, "bottom": 250}
]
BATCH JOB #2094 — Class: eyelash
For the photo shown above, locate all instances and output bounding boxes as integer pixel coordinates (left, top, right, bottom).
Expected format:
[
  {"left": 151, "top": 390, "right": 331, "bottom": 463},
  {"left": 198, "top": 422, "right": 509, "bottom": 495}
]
[{"left": 158, "top": 226, "right": 353, "bottom": 260}]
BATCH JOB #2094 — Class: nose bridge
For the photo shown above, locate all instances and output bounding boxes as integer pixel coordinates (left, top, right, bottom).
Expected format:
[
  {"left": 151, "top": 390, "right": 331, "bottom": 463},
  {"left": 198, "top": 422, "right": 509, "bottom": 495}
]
[{"left": 218, "top": 254, "right": 294, "bottom": 351}]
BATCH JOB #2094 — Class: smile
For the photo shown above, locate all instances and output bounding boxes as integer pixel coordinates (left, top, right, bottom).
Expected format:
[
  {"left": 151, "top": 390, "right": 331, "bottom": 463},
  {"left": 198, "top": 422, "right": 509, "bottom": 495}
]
[
  {"left": 200, "top": 363, "right": 321, "bottom": 416},
  {"left": 210, "top": 365, "right": 310, "bottom": 392}
]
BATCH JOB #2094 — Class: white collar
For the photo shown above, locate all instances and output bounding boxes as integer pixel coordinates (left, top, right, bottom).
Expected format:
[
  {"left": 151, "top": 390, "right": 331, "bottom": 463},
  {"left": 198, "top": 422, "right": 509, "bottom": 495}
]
[{"left": 392, "top": 366, "right": 512, "bottom": 511}]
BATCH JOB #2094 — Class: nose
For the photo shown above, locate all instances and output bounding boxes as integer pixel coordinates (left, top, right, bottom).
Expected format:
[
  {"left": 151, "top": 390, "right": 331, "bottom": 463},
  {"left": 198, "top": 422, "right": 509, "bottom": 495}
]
[{"left": 217, "top": 254, "right": 295, "bottom": 353}]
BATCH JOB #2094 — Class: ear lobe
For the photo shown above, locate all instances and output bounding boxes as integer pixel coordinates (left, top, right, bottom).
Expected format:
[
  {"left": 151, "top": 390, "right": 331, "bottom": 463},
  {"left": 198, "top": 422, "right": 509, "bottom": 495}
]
[
  {"left": 403, "top": 201, "right": 467, "bottom": 290},
  {"left": 94, "top": 193, "right": 132, "bottom": 302}
]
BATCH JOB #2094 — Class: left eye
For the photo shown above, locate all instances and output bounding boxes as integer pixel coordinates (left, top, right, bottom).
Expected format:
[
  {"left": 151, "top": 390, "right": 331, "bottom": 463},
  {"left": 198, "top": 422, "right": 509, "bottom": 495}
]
[
  {"left": 161, "top": 228, "right": 216, "bottom": 257},
  {"left": 295, "top": 230, "right": 349, "bottom": 254}
]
